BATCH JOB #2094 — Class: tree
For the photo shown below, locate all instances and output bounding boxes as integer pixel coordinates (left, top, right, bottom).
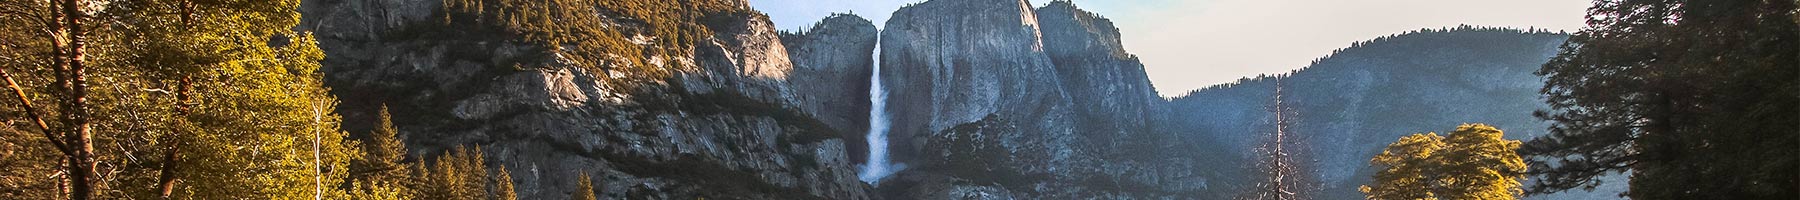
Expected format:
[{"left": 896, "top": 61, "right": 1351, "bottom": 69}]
[
  {"left": 1362, "top": 124, "right": 1526, "bottom": 200},
  {"left": 350, "top": 105, "right": 414, "bottom": 199},
  {"left": 492, "top": 165, "right": 518, "bottom": 200},
  {"left": 419, "top": 146, "right": 489, "bottom": 200},
  {"left": 1361, "top": 133, "right": 1443, "bottom": 200},
  {"left": 1241, "top": 77, "right": 1319, "bottom": 200},
  {"left": 572, "top": 172, "right": 597, "bottom": 200},
  {"left": 1525, "top": 0, "right": 1799, "bottom": 198},
  {"left": 0, "top": 0, "right": 355, "bottom": 199}
]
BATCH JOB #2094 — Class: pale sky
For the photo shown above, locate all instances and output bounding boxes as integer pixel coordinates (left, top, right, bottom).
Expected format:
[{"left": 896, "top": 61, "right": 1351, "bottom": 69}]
[{"left": 748, "top": 0, "right": 1591, "bottom": 96}]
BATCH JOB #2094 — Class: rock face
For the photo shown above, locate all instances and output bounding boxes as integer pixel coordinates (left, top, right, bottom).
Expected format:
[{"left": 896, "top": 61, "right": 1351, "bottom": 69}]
[
  {"left": 298, "top": 0, "right": 877, "bottom": 199},
  {"left": 876, "top": 0, "right": 1218, "bottom": 198},
  {"left": 1035, "top": 1, "right": 1160, "bottom": 152},
  {"left": 779, "top": 14, "right": 880, "bottom": 161},
  {"left": 879, "top": 0, "right": 1073, "bottom": 165}
]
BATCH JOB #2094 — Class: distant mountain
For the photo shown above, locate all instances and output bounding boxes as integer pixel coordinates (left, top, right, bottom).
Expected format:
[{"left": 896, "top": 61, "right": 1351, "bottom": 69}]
[{"left": 1157, "top": 27, "right": 1625, "bottom": 199}]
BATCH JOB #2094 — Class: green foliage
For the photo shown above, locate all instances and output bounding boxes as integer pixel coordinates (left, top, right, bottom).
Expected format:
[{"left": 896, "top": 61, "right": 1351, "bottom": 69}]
[
  {"left": 418, "top": 146, "right": 489, "bottom": 200},
  {"left": 1363, "top": 133, "right": 1444, "bottom": 200},
  {"left": 1524, "top": 0, "right": 1800, "bottom": 198},
  {"left": 0, "top": 126, "right": 59, "bottom": 199},
  {"left": 1362, "top": 124, "right": 1525, "bottom": 200},
  {"left": 0, "top": 0, "right": 357, "bottom": 199},
  {"left": 439, "top": 0, "right": 756, "bottom": 91},
  {"left": 350, "top": 106, "right": 415, "bottom": 199}
]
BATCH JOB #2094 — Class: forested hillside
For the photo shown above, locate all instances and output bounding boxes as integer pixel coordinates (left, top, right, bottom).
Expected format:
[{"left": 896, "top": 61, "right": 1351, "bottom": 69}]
[{"left": 1157, "top": 27, "right": 1598, "bottom": 199}]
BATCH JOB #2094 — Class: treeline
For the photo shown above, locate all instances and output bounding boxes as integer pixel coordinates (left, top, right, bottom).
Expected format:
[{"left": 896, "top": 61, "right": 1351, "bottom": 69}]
[
  {"left": 0, "top": 0, "right": 601, "bottom": 199},
  {"left": 1180, "top": 25, "right": 1563, "bottom": 95},
  {"left": 437, "top": 0, "right": 754, "bottom": 92},
  {"left": 349, "top": 107, "right": 599, "bottom": 200}
]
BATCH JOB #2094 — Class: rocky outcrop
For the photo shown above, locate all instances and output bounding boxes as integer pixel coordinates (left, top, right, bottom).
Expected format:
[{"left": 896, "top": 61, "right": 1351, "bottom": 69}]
[
  {"left": 1035, "top": 1, "right": 1159, "bottom": 152},
  {"left": 298, "top": 0, "right": 876, "bottom": 199},
  {"left": 876, "top": 0, "right": 1081, "bottom": 197},
  {"left": 875, "top": 0, "right": 1217, "bottom": 198},
  {"left": 780, "top": 14, "right": 880, "bottom": 161}
]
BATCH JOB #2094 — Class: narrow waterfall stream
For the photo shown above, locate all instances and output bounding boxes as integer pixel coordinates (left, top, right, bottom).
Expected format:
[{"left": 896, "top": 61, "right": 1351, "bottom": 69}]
[{"left": 858, "top": 44, "right": 900, "bottom": 184}]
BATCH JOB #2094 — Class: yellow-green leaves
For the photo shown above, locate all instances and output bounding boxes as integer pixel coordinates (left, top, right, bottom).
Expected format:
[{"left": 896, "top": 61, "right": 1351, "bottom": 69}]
[
  {"left": 572, "top": 172, "right": 597, "bottom": 200},
  {"left": 439, "top": 0, "right": 753, "bottom": 91},
  {"left": 1362, "top": 124, "right": 1526, "bottom": 200},
  {"left": 0, "top": 0, "right": 352, "bottom": 199},
  {"left": 1363, "top": 132, "right": 1444, "bottom": 200}
]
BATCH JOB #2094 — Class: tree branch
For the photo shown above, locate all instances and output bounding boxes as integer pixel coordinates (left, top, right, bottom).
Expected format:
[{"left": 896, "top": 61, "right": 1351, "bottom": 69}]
[{"left": 0, "top": 66, "right": 69, "bottom": 155}]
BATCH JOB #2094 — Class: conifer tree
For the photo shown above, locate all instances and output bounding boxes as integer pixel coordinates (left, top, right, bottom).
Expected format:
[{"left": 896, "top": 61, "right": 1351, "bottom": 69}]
[
  {"left": 1525, "top": 0, "right": 1798, "bottom": 198},
  {"left": 350, "top": 105, "right": 414, "bottom": 199},
  {"left": 420, "top": 146, "right": 489, "bottom": 200},
  {"left": 492, "top": 165, "right": 518, "bottom": 200},
  {"left": 572, "top": 172, "right": 597, "bottom": 200}
]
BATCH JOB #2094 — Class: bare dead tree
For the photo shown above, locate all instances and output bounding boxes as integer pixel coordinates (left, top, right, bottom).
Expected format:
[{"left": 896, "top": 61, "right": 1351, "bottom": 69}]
[{"left": 1241, "top": 77, "right": 1320, "bottom": 200}]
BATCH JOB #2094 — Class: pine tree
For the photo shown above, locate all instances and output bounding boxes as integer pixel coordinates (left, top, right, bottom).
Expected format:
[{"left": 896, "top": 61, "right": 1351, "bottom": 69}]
[
  {"left": 1525, "top": 0, "right": 1799, "bottom": 198},
  {"left": 420, "top": 146, "right": 489, "bottom": 200},
  {"left": 492, "top": 165, "right": 518, "bottom": 200},
  {"left": 350, "top": 105, "right": 414, "bottom": 199},
  {"left": 572, "top": 172, "right": 597, "bottom": 200},
  {"left": 1363, "top": 124, "right": 1525, "bottom": 200}
]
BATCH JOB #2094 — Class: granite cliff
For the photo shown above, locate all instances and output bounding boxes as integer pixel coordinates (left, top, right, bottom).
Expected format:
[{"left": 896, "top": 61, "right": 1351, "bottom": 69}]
[
  {"left": 876, "top": 0, "right": 1223, "bottom": 198},
  {"left": 299, "top": 0, "right": 876, "bottom": 199}
]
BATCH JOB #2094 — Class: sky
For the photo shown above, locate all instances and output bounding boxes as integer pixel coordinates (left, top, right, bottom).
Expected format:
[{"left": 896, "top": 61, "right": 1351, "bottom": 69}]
[{"left": 748, "top": 0, "right": 1591, "bottom": 96}]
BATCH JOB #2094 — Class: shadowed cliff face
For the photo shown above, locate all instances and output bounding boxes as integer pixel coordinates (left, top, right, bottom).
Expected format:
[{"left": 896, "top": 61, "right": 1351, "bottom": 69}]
[
  {"left": 1036, "top": 1, "right": 1161, "bottom": 153},
  {"left": 298, "top": 0, "right": 877, "bottom": 199}
]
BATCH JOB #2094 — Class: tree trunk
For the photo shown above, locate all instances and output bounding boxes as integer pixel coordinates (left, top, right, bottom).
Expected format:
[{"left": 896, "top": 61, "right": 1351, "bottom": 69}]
[
  {"left": 157, "top": 76, "right": 192, "bottom": 198},
  {"left": 58, "top": 0, "right": 96, "bottom": 199}
]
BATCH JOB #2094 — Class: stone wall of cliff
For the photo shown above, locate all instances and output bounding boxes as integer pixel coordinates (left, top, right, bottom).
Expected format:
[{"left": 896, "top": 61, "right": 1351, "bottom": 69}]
[
  {"left": 874, "top": 0, "right": 1221, "bottom": 198},
  {"left": 297, "top": 0, "right": 878, "bottom": 199},
  {"left": 779, "top": 14, "right": 880, "bottom": 162}
]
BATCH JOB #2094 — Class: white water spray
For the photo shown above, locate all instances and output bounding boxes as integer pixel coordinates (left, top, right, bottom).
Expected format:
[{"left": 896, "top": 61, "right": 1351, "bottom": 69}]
[{"left": 859, "top": 46, "right": 902, "bottom": 184}]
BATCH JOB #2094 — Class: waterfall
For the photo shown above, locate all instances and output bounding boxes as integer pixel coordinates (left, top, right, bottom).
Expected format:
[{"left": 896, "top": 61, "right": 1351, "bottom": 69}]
[{"left": 859, "top": 45, "right": 901, "bottom": 184}]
